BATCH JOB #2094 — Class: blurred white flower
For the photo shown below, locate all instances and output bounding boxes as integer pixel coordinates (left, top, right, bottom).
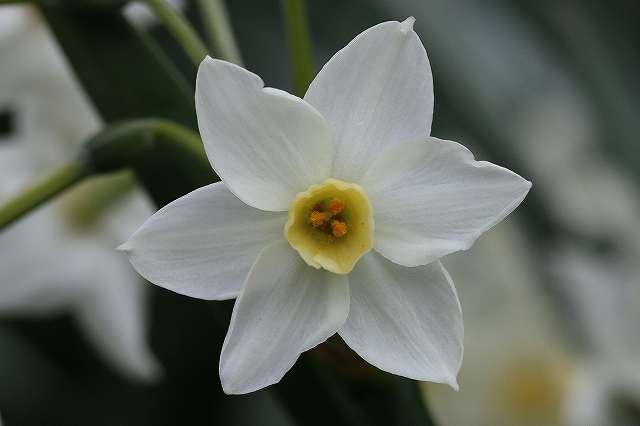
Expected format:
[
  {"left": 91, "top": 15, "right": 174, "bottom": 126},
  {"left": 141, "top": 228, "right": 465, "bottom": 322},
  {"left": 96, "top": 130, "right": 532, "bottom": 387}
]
[
  {"left": 553, "top": 247, "right": 640, "bottom": 426},
  {"left": 424, "top": 220, "right": 577, "bottom": 426},
  {"left": 0, "top": 5, "right": 160, "bottom": 381},
  {"left": 566, "top": 361, "right": 640, "bottom": 426},
  {"left": 123, "top": 0, "right": 186, "bottom": 29},
  {"left": 120, "top": 18, "right": 530, "bottom": 394},
  {"left": 516, "top": 94, "right": 640, "bottom": 252}
]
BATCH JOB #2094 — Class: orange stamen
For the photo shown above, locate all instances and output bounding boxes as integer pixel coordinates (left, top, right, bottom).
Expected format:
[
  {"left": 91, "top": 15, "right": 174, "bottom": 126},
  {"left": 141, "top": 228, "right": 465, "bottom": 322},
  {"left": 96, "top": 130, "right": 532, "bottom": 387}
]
[
  {"left": 329, "top": 198, "right": 345, "bottom": 215},
  {"left": 331, "top": 220, "right": 347, "bottom": 237},
  {"left": 310, "top": 211, "right": 327, "bottom": 227}
]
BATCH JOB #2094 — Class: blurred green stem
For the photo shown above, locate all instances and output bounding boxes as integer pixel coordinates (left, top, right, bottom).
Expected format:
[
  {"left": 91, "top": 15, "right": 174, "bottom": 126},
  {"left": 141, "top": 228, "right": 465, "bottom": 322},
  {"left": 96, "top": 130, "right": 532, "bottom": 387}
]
[
  {"left": 151, "top": 119, "right": 208, "bottom": 163},
  {"left": 0, "top": 161, "right": 89, "bottom": 231},
  {"left": 82, "top": 118, "right": 208, "bottom": 173},
  {"left": 280, "top": 0, "right": 315, "bottom": 97},
  {"left": 143, "top": 0, "right": 210, "bottom": 65},
  {"left": 196, "top": 0, "right": 243, "bottom": 65},
  {"left": 61, "top": 171, "right": 137, "bottom": 229},
  {"left": 0, "top": 119, "right": 207, "bottom": 232}
]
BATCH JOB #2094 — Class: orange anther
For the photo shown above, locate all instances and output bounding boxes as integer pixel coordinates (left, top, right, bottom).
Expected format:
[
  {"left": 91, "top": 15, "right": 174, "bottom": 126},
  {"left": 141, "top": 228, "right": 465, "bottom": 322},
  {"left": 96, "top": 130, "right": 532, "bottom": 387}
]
[
  {"left": 331, "top": 220, "right": 347, "bottom": 237},
  {"left": 329, "top": 198, "right": 345, "bottom": 215},
  {"left": 310, "top": 211, "right": 326, "bottom": 227}
]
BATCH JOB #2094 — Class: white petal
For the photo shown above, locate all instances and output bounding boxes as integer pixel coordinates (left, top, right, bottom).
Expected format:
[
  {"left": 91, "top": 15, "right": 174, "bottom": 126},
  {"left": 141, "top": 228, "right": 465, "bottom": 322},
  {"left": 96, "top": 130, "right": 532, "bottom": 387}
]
[
  {"left": 339, "top": 252, "right": 462, "bottom": 389},
  {"left": 362, "top": 137, "right": 531, "bottom": 267},
  {"left": 219, "top": 240, "right": 350, "bottom": 394},
  {"left": 120, "top": 182, "right": 287, "bottom": 300},
  {"left": 304, "top": 18, "right": 434, "bottom": 182},
  {"left": 195, "top": 57, "right": 333, "bottom": 211}
]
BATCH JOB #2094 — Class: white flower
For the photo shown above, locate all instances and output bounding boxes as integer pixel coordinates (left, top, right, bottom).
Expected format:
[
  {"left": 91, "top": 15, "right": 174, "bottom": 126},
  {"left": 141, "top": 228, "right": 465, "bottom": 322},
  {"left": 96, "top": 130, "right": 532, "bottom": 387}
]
[
  {"left": 0, "top": 5, "right": 160, "bottom": 381},
  {"left": 123, "top": 0, "right": 186, "bottom": 29},
  {"left": 120, "top": 17, "right": 531, "bottom": 394},
  {"left": 553, "top": 247, "right": 640, "bottom": 426},
  {"left": 424, "top": 221, "right": 576, "bottom": 426}
]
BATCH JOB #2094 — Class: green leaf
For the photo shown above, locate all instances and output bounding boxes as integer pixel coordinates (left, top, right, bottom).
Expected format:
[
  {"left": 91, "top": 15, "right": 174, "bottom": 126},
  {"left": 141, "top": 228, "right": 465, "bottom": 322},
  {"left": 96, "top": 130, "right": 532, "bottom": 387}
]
[
  {"left": 301, "top": 336, "right": 440, "bottom": 426},
  {"left": 41, "top": 7, "right": 215, "bottom": 206},
  {"left": 131, "top": 129, "right": 215, "bottom": 206},
  {"left": 391, "top": 377, "right": 437, "bottom": 426},
  {"left": 0, "top": 322, "right": 126, "bottom": 425},
  {"left": 41, "top": 7, "right": 197, "bottom": 130},
  {"left": 273, "top": 352, "right": 359, "bottom": 426}
]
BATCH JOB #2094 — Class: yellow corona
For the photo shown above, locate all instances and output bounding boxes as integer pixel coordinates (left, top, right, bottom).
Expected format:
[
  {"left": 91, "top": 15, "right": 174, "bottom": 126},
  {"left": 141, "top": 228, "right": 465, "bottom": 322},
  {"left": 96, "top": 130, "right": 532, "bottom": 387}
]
[{"left": 284, "top": 178, "right": 374, "bottom": 274}]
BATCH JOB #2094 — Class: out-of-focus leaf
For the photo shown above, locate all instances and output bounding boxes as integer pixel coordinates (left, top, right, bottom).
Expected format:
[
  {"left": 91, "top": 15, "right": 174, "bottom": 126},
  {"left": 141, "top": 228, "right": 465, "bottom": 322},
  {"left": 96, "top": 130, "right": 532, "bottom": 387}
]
[
  {"left": 41, "top": 7, "right": 197, "bottom": 129},
  {"left": 39, "top": 0, "right": 127, "bottom": 9},
  {"left": 41, "top": 7, "right": 216, "bottom": 206},
  {"left": 132, "top": 131, "right": 215, "bottom": 206},
  {"left": 80, "top": 119, "right": 215, "bottom": 207},
  {"left": 0, "top": 322, "right": 128, "bottom": 425},
  {"left": 306, "top": 336, "right": 440, "bottom": 426},
  {"left": 391, "top": 377, "right": 436, "bottom": 426},
  {"left": 273, "top": 351, "right": 358, "bottom": 426}
]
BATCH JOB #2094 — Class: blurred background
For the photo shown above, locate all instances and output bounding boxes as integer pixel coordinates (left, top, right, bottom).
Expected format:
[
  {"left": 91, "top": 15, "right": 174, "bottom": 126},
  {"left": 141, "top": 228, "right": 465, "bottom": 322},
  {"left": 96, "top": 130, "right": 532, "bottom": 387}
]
[{"left": 0, "top": 0, "right": 639, "bottom": 424}]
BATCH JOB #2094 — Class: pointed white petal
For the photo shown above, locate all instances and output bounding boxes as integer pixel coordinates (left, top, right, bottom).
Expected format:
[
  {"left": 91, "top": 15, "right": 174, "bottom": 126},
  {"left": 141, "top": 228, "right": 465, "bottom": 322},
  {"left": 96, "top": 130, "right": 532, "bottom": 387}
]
[
  {"left": 304, "top": 18, "right": 434, "bottom": 182},
  {"left": 339, "top": 252, "right": 462, "bottom": 389},
  {"left": 120, "top": 182, "right": 287, "bottom": 300},
  {"left": 362, "top": 137, "right": 531, "bottom": 267},
  {"left": 196, "top": 57, "right": 333, "bottom": 211},
  {"left": 219, "top": 240, "right": 350, "bottom": 394}
]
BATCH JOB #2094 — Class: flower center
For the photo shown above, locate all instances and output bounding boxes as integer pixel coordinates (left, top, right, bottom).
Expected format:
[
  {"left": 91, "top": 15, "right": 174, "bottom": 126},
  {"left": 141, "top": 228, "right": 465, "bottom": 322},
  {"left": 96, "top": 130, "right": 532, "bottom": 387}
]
[{"left": 284, "top": 178, "right": 374, "bottom": 274}]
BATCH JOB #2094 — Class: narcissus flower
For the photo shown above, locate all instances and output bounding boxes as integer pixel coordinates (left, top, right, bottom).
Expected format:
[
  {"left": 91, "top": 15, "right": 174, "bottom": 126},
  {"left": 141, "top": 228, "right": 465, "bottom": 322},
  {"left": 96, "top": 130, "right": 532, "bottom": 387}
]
[{"left": 119, "top": 17, "right": 531, "bottom": 394}]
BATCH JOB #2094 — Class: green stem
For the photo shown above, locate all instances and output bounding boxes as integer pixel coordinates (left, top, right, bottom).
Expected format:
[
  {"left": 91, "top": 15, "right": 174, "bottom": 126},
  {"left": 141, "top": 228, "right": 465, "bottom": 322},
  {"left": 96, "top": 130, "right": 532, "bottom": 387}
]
[
  {"left": 150, "top": 120, "right": 209, "bottom": 163},
  {"left": 196, "top": 0, "right": 243, "bottom": 65},
  {"left": 82, "top": 118, "right": 208, "bottom": 173},
  {"left": 61, "top": 170, "right": 137, "bottom": 229},
  {"left": 280, "top": 0, "right": 315, "bottom": 97},
  {"left": 0, "top": 119, "right": 206, "bottom": 232},
  {"left": 0, "top": 160, "right": 89, "bottom": 231},
  {"left": 143, "top": 0, "right": 210, "bottom": 66}
]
